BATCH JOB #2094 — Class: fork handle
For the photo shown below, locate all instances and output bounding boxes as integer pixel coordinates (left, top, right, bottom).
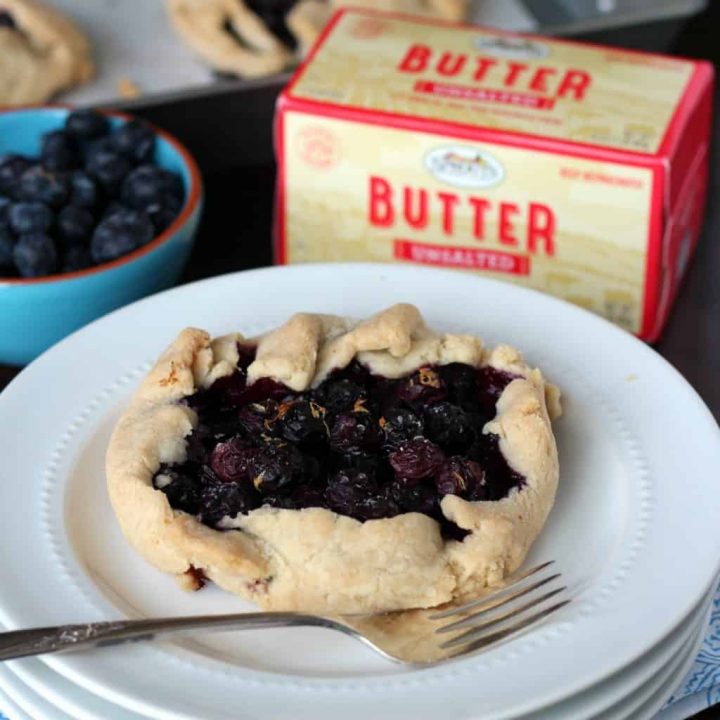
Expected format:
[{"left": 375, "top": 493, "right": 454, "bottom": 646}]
[{"left": 0, "top": 613, "right": 334, "bottom": 662}]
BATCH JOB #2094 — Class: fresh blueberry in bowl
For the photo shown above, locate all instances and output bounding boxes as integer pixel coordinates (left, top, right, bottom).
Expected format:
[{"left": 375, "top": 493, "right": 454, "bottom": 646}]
[{"left": 0, "top": 106, "right": 203, "bottom": 365}]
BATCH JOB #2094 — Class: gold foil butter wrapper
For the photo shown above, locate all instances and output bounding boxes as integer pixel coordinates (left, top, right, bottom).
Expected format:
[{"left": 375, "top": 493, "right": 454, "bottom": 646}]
[{"left": 275, "top": 9, "right": 713, "bottom": 340}]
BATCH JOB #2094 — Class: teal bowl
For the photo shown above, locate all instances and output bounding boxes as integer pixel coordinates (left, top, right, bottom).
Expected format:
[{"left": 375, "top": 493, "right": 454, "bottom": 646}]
[{"left": 0, "top": 107, "right": 203, "bottom": 366}]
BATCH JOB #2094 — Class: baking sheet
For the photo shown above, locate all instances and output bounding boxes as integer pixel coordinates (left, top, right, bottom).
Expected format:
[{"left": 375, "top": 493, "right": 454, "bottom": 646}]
[{"left": 55, "top": 0, "right": 537, "bottom": 107}]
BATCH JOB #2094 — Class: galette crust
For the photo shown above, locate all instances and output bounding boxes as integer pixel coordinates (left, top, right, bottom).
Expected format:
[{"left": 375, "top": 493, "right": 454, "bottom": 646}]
[
  {"left": 107, "top": 304, "right": 560, "bottom": 614},
  {"left": 0, "top": 0, "right": 93, "bottom": 105}
]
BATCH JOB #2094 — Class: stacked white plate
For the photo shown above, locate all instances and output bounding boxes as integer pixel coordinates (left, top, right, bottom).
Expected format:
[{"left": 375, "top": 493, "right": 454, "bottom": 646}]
[{"left": 0, "top": 264, "right": 719, "bottom": 720}]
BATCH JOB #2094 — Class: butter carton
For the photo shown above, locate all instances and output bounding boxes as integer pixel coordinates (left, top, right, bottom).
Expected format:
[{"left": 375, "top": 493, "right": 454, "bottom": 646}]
[{"left": 274, "top": 9, "right": 713, "bottom": 340}]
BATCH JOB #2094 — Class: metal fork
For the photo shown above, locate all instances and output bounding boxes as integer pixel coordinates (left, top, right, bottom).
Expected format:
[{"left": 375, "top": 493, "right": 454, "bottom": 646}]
[{"left": 0, "top": 561, "right": 568, "bottom": 665}]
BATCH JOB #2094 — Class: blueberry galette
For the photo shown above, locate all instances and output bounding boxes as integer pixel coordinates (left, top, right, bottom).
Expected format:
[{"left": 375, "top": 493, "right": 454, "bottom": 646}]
[
  {"left": 165, "top": 0, "right": 469, "bottom": 78},
  {"left": 0, "top": 0, "right": 93, "bottom": 105},
  {"left": 107, "top": 304, "right": 561, "bottom": 614}
]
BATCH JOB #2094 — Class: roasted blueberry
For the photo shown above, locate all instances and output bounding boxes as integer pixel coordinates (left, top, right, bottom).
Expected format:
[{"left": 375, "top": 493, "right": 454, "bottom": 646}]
[
  {"left": 390, "top": 478, "right": 438, "bottom": 515},
  {"left": 439, "top": 363, "right": 480, "bottom": 410},
  {"left": 62, "top": 245, "right": 92, "bottom": 273},
  {"left": 154, "top": 467, "right": 202, "bottom": 515},
  {"left": 56, "top": 205, "right": 94, "bottom": 247},
  {"left": 280, "top": 399, "right": 328, "bottom": 445},
  {"left": 90, "top": 208, "right": 154, "bottom": 263},
  {"left": 396, "top": 366, "right": 447, "bottom": 407},
  {"left": 380, "top": 406, "right": 424, "bottom": 450},
  {"left": 209, "top": 437, "right": 256, "bottom": 483},
  {"left": 313, "top": 378, "right": 364, "bottom": 413},
  {"left": 326, "top": 467, "right": 381, "bottom": 519},
  {"left": 249, "top": 442, "right": 305, "bottom": 493},
  {"left": 7, "top": 202, "right": 53, "bottom": 235},
  {"left": 0, "top": 155, "right": 32, "bottom": 197},
  {"left": 18, "top": 166, "right": 69, "bottom": 208},
  {"left": 237, "top": 400, "right": 278, "bottom": 437},
  {"left": 389, "top": 438, "right": 444, "bottom": 481},
  {"left": 65, "top": 109, "right": 111, "bottom": 140},
  {"left": 110, "top": 119, "right": 155, "bottom": 163},
  {"left": 477, "top": 367, "right": 518, "bottom": 417},
  {"left": 0, "top": 10, "right": 16, "bottom": 28},
  {"left": 435, "top": 456, "right": 486, "bottom": 499},
  {"left": 424, "top": 402, "right": 476, "bottom": 452},
  {"left": 68, "top": 170, "right": 99, "bottom": 209},
  {"left": 85, "top": 145, "right": 132, "bottom": 194},
  {"left": 329, "top": 412, "right": 382, "bottom": 453},
  {"left": 13, "top": 232, "right": 58, "bottom": 277},
  {"left": 41, "top": 130, "right": 79, "bottom": 171},
  {"left": 199, "top": 478, "right": 261, "bottom": 526}
]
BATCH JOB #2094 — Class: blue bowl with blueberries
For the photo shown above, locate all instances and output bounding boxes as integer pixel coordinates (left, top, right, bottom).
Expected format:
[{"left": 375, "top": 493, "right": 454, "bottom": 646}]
[{"left": 0, "top": 107, "right": 203, "bottom": 365}]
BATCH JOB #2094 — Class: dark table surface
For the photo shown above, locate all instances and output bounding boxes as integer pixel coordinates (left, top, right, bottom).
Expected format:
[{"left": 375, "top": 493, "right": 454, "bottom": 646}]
[{"left": 1, "top": 4, "right": 719, "bottom": 717}]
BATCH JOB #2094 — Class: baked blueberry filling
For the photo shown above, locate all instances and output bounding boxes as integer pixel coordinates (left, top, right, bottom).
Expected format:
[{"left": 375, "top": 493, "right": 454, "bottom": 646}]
[
  {"left": 0, "top": 10, "right": 16, "bottom": 29},
  {"left": 219, "top": 0, "right": 298, "bottom": 55},
  {"left": 154, "top": 347, "right": 524, "bottom": 539}
]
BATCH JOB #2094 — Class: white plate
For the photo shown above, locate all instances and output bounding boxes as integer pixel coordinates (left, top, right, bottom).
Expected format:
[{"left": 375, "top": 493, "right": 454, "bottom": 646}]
[
  {"left": 0, "top": 582, "right": 714, "bottom": 720},
  {"left": 616, "top": 597, "right": 714, "bottom": 720},
  {"left": 0, "top": 264, "right": 719, "bottom": 720}
]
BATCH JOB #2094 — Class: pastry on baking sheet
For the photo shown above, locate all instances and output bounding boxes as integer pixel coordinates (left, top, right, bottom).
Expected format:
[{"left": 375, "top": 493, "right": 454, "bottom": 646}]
[
  {"left": 0, "top": 0, "right": 93, "bottom": 105},
  {"left": 166, "top": 0, "right": 470, "bottom": 76},
  {"left": 107, "top": 304, "right": 561, "bottom": 615}
]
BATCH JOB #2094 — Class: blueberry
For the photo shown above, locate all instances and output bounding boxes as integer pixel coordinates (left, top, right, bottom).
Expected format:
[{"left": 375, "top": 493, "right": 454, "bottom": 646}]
[
  {"left": 110, "top": 119, "right": 155, "bottom": 163},
  {"left": 248, "top": 442, "right": 305, "bottom": 494},
  {"left": 329, "top": 412, "right": 382, "bottom": 454},
  {"left": 56, "top": 205, "right": 94, "bottom": 247},
  {"left": 0, "top": 10, "right": 16, "bottom": 28},
  {"left": 18, "top": 166, "right": 69, "bottom": 208},
  {"left": 62, "top": 245, "right": 92, "bottom": 273},
  {"left": 85, "top": 146, "right": 131, "bottom": 194},
  {"left": 0, "top": 155, "right": 32, "bottom": 198},
  {"left": 65, "top": 109, "right": 110, "bottom": 140},
  {"left": 238, "top": 400, "right": 279, "bottom": 437},
  {"left": 313, "top": 378, "right": 365, "bottom": 414},
  {"left": 0, "top": 196, "right": 11, "bottom": 227},
  {"left": 435, "top": 457, "right": 486, "bottom": 499},
  {"left": 439, "top": 363, "right": 480, "bottom": 411},
  {"left": 477, "top": 367, "right": 518, "bottom": 418},
  {"left": 424, "top": 402, "right": 476, "bottom": 453},
  {"left": 209, "top": 437, "right": 256, "bottom": 483},
  {"left": 396, "top": 366, "right": 447, "bottom": 407},
  {"left": 389, "top": 438, "right": 444, "bottom": 481},
  {"left": 0, "top": 227, "right": 14, "bottom": 268},
  {"left": 68, "top": 170, "right": 99, "bottom": 209},
  {"left": 146, "top": 196, "right": 182, "bottom": 233},
  {"left": 154, "top": 467, "right": 202, "bottom": 516},
  {"left": 90, "top": 208, "right": 153, "bottom": 263},
  {"left": 380, "top": 407, "right": 424, "bottom": 451},
  {"left": 199, "top": 476, "right": 261, "bottom": 526},
  {"left": 13, "top": 232, "right": 58, "bottom": 277},
  {"left": 121, "top": 164, "right": 177, "bottom": 209},
  {"left": 325, "top": 467, "right": 398, "bottom": 520},
  {"left": 102, "top": 200, "right": 127, "bottom": 220},
  {"left": 8, "top": 202, "right": 53, "bottom": 234},
  {"left": 390, "top": 479, "right": 438, "bottom": 516},
  {"left": 280, "top": 399, "right": 328, "bottom": 445},
  {"left": 41, "top": 130, "right": 79, "bottom": 172}
]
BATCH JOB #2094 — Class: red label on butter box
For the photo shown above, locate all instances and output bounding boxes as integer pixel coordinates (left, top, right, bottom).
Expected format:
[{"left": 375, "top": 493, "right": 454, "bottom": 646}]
[{"left": 274, "top": 9, "right": 713, "bottom": 341}]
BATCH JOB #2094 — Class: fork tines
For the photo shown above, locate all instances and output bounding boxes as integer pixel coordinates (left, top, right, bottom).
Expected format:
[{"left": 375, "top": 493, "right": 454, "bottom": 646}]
[{"left": 431, "top": 561, "right": 569, "bottom": 655}]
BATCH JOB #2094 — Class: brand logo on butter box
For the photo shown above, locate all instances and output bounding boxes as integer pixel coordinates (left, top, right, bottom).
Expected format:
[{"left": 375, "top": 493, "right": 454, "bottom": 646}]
[
  {"left": 425, "top": 146, "right": 504, "bottom": 189},
  {"left": 472, "top": 36, "right": 549, "bottom": 60}
]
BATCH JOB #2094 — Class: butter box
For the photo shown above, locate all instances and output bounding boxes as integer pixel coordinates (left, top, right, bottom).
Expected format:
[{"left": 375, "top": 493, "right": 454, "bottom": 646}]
[{"left": 274, "top": 9, "right": 713, "bottom": 340}]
